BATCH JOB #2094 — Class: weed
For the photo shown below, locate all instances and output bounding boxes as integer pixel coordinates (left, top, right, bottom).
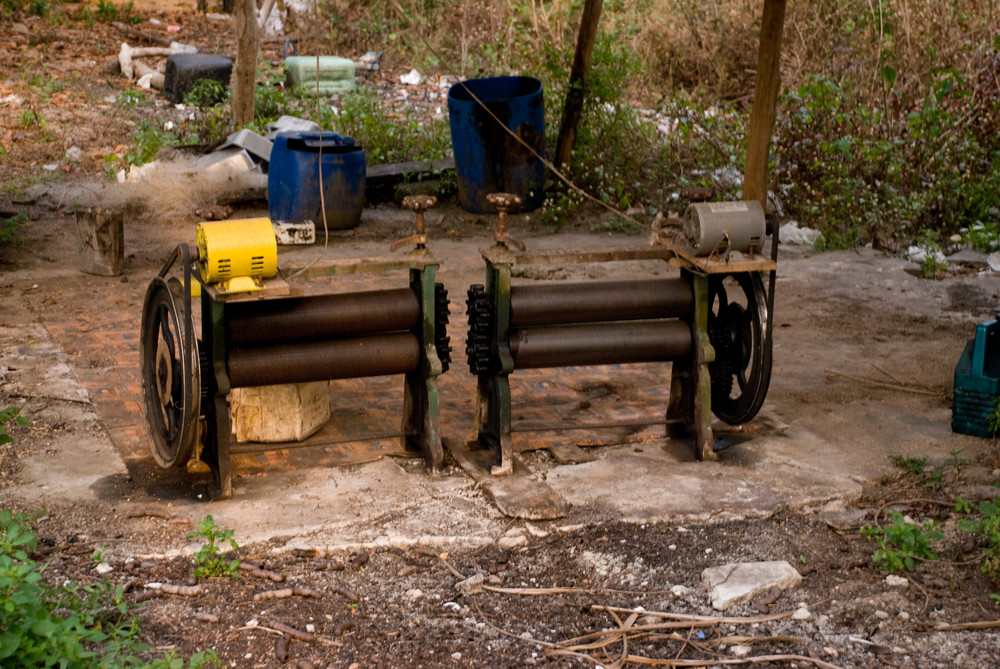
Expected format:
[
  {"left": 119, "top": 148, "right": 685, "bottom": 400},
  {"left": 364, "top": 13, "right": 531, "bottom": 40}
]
[
  {"left": 862, "top": 509, "right": 944, "bottom": 573},
  {"left": 186, "top": 515, "right": 240, "bottom": 579},
  {"left": 958, "top": 498, "right": 1000, "bottom": 584},
  {"left": 18, "top": 109, "right": 46, "bottom": 129},
  {"left": 991, "top": 593, "right": 1000, "bottom": 606},
  {"left": 1, "top": 215, "right": 28, "bottom": 246},
  {"left": 889, "top": 453, "right": 927, "bottom": 477},
  {"left": 0, "top": 405, "right": 29, "bottom": 443},
  {"left": 988, "top": 396, "right": 1000, "bottom": 437},
  {"left": 332, "top": 86, "right": 450, "bottom": 165},
  {"left": 184, "top": 79, "right": 228, "bottom": 108},
  {"left": 127, "top": 121, "right": 179, "bottom": 166},
  {"left": 589, "top": 219, "right": 641, "bottom": 235},
  {"left": 0, "top": 508, "right": 221, "bottom": 667}
]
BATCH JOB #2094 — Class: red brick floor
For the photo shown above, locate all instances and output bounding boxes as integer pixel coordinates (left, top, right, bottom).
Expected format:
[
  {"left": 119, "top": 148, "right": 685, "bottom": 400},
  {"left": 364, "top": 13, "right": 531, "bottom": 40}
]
[{"left": 31, "top": 272, "right": 672, "bottom": 489}]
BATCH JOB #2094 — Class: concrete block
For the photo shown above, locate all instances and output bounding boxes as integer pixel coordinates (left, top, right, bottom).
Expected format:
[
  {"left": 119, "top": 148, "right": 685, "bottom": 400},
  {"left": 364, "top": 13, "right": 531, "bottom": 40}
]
[
  {"left": 701, "top": 560, "right": 802, "bottom": 611},
  {"left": 231, "top": 381, "right": 330, "bottom": 443},
  {"left": 217, "top": 128, "right": 272, "bottom": 164},
  {"left": 265, "top": 115, "right": 320, "bottom": 141}
]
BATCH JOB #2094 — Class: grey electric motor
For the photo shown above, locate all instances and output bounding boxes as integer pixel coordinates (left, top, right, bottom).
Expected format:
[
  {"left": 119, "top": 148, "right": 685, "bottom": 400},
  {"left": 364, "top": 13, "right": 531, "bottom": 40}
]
[{"left": 682, "top": 200, "right": 766, "bottom": 257}]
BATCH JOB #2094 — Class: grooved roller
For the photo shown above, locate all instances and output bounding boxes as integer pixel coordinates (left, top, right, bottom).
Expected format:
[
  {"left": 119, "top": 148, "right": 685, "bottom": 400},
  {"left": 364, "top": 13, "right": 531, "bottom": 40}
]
[
  {"left": 227, "top": 333, "right": 420, "bottom": 387},
  {"left": 226, "top": 288, "right": 420, "bottom": 347},
  {"left": 509, "top": 278, "right": 693, "bottom": 327},
  {"left": 509, "top": 320, "right": 692, "bottom": 369}
]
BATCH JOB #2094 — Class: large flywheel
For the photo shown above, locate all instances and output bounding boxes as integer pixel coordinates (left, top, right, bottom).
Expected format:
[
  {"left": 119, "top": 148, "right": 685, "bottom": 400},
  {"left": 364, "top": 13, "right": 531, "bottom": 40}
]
[
  {"left": 140, "top": 276, "right": 200, "bottom": 467},
  {"left": 707, "top": 272, "right": 772, "bottom": 424}
]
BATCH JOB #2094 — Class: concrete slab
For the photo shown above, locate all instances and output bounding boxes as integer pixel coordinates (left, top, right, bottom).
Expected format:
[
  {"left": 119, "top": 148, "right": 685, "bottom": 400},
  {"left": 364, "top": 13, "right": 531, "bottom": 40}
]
[{"left": 701, "top": 560, "right": 802, "bottom": 611}]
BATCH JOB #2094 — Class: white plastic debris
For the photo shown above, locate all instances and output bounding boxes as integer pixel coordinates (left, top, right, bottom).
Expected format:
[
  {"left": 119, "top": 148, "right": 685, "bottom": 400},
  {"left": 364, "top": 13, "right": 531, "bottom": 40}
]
[
  {"left": 65, "top": 146, "right": 83, "bottom": 161},
  {"left": 400, "top": 68, "right": 423, "bottom": 85},
  {"left": 42, "top": 163, "right": 59, "bottom": 171},
  {"left": 988, "top": 251, "right": 1000, "bottom": 272},
  {"left": 779, "top": 220, "right": 823, "bottom": 247},
  {"left": 906, "top": 244, "right": 947, "bottom": 266},
  {"left": 136, "top": 73, "right": 154, "bottom": 89}
]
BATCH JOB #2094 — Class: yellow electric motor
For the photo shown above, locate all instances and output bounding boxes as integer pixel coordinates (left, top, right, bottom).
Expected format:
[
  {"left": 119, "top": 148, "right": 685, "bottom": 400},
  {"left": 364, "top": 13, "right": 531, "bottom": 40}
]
[{"left": 196, "top": 218, "right": 278, "bottom": 285}]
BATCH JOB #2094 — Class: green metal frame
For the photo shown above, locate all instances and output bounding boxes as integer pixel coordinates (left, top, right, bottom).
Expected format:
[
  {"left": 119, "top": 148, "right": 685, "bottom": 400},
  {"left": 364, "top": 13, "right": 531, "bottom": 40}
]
[
  {"left": 471, "top": 245, "right": 721, "bottom": 474},
  {"left": 198, "top": 251, "right": 444, "bottom": 500}
]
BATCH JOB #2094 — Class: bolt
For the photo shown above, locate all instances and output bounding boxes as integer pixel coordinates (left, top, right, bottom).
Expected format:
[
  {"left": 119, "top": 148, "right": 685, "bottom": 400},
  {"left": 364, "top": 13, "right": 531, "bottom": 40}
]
[
  {"left": 486, "top": 192, "right": 521, "bottom": 243},
  {"left": 402, "top": 194, "right": 437, "bottom": 238}
]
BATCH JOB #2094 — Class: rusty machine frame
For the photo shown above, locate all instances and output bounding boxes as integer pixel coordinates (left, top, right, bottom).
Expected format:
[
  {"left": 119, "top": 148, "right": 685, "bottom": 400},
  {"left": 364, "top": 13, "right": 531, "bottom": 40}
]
[{"left": 140, "top": 197, "right": 451, "bottom": 499}]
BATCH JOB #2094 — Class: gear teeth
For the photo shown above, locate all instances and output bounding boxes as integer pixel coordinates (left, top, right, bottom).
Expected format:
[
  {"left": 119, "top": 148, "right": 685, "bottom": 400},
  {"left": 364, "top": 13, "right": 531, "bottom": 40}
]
[
  {"left": 465, "top": 284, "right": 493, "bottom": 376},
  {"left": 434, "top": 283, "right": 452, "bottom": 373}
]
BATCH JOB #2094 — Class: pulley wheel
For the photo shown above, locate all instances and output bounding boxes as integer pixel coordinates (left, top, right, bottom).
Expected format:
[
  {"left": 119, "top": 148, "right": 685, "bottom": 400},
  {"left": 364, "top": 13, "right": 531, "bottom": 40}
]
[
  {"left": 140, "top": 276, "right": 200, "bottom": 467},
  {"left": 707, "top": 272, "right": 771, "bottom": 424}
]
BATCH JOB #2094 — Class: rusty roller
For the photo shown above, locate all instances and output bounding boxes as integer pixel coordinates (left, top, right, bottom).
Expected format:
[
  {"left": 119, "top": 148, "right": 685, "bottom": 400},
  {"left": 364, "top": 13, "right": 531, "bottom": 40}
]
[
  {"left": 228, "top": 333, "right": 421, "bottom": 388},
  {"left": 509, "top": 278, "right": 692, "bottom": 327},
  {"left": 226, "top": 288, "right": 419, "bottom": 347},
  {"left": 509, "top": 320, "right": 692, "bottom": 369}
]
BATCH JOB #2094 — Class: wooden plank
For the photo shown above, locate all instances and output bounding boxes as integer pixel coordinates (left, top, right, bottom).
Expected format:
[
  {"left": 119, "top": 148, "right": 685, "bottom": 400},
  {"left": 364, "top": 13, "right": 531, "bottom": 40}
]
[
  {"left": 554, "top": 0, "right": 604, "bottom": 170},
  {"left": 743, "top": 0, "right": 787, "bottom": 208},
  {"left": 483, "top": 244, "right": 674, "bottom": 267}
]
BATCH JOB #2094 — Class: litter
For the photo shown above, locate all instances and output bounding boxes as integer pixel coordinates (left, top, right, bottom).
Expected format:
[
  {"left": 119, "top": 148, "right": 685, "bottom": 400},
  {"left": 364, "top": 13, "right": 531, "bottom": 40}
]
[
  {"left": 779, "top": 220, "right": 822, "bottom": 247},
  {"left": 400, "top": 68, "right": 423, "bottom": 85}
]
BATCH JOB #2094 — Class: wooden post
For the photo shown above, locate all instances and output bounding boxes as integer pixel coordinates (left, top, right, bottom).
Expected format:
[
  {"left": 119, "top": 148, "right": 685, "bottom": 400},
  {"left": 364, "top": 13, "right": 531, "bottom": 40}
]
[
  {"left": 554, "top": 0, "right": 603, "bottom": 170},
  {"left": 742, "top": 0, "right": 787, "bottom": 209},
  {"left": 232, "top": 0, "right": 259, "bottom": 126}
]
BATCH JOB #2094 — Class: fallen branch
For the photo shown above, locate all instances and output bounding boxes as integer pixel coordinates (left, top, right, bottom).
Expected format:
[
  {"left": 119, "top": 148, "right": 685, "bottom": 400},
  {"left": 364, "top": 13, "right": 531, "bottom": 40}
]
[
  {"left": 824, "top": 370, "right": 944, "bottom": 397},
  {"left": 111, "top": 21, "right": 173, "bottom": 47},
  {"left": 253, "top": 586, "right": 321, "bottom": 601},
  {"left": 160, "top": 583, "right": 203, "bottom": 597},
  {"left": 933, "top": 619, "right": 1000, "bottom": 632},
  {"left": 239, "top": 562, "right": 284, "bottom": 582},
  {"left": 593, "top": 605, "right": 795, "bottom": 625},
  {"left": 195, "top": 611, "right": 219, "bottom": 623},
  {"left": 126, "top": 508, "right": 173, "bottom": 520}
]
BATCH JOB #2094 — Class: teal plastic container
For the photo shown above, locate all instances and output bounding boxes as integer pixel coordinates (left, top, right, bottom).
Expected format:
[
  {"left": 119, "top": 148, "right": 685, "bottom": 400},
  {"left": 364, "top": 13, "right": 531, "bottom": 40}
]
[
  {"left": 952, "top": 314, "right": 1000, "bottom": 438},
  {"left": 268, "top": 131, "right": 366, "bottom": 231}
]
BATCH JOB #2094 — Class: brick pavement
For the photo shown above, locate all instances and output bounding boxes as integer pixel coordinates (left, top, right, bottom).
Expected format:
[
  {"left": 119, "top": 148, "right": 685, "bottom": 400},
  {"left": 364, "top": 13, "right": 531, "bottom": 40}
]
[{"left": 31, "top": 271, "right": 673, "bottom": 490}]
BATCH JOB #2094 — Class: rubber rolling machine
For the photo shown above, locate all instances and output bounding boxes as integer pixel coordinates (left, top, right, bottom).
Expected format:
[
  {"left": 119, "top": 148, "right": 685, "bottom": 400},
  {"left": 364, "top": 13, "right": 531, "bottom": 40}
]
[
  {"left": 140, "top": 196, "right": 451, "bottom": 498},
  {"left": 466, "top": 194, "right": 777, "bottom": 475}
]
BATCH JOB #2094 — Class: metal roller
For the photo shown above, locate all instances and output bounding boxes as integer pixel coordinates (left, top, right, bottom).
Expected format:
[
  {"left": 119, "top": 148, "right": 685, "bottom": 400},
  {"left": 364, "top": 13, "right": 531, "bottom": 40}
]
[
  {"left": 227, "top": 333, "right": 421, "bottom": 387},
  {"left": 509, "top": 278, "right": 693, "bottom": 327},
  {"left": 509, "top": 320, "right": 692, "bottom": 370},
  {"left": 226, "top": 288, "right": 420, "bottom": 347}
]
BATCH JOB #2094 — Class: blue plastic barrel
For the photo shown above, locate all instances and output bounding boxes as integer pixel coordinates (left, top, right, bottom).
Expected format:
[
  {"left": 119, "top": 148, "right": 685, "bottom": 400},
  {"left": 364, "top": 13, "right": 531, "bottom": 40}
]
[
  {"left": 447, "top": 76, "right": 545, "bottom": 214},
  {"left": 268, "top": 131, "right": 366, "bottom": 231}
]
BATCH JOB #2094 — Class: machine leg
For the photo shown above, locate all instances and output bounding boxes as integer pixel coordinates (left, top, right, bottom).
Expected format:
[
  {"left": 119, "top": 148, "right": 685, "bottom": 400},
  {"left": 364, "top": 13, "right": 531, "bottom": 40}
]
[
  {"left": 202, "top": 392, "right": 233, "bottom": 500},
  {"left": 473, "top": 375, "right": 513, "bottom": 475},
  {"left": 666, "top": 273, "right": 717, "bottom": 461},
  {"left": 403, "top": 369, "right": 443, "bottom": 472},
  {"left": 691, "top": 273, "right": 717, "bottom": 461}
]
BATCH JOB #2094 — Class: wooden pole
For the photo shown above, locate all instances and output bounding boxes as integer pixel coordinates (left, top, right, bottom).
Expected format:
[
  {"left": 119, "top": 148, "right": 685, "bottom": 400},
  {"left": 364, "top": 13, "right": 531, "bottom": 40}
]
[
  {"left": 742, "top": 0, "right": 787, "bottom": 209},
  {"left": 554, "top": 0, "right": 603, "bottom": 170},
  {"left": 232, "top": 0, "right": 260, "bottom": 126}
]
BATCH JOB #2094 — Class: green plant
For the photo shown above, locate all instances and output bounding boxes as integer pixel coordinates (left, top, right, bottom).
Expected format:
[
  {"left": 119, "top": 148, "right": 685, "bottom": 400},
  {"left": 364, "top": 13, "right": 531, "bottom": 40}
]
[
  {"left": 127, "top": 121, "right": 179, "bottom": 166},
  {"left": 862, "top": 509, "right": 944, "bottom": 572},
  {"left": 0, "top": 509, "right": 221, "bottom": 667},
  {"left": 889, "top": 453, "right": 927, "bottom": 477},
  {"left": 331, "top": 86, "right": 450, "bottom": 165},
  {"left": 96, "top": 0, "right": 118, "bottom": 22},
  {"left": 187, "top": 515, "right": 240, "bottom": 579},
  {"left": 988, "top": 396, "right": 1000, "bottom": 437},
  {"left": 184, "top": 79, "right": 228, "bottom": 108},
  {"left": 1, "top": 215, "right": 28, "bottom": 246},
  {"left": 958, "top": 498, "right": 1000, "bottom": 583}
]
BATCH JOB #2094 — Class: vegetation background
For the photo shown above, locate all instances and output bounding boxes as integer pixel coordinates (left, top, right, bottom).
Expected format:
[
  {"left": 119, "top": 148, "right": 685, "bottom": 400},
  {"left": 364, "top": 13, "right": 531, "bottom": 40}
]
[{"left": 2, "top": 0, "right": 999, "bottom": 251}]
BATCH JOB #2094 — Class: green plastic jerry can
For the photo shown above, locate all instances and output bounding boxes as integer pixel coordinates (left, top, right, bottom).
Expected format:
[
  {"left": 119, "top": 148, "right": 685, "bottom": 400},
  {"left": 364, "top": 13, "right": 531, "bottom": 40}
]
[{"left": 284, "top": 40, "right": 355, "bottom": 96}]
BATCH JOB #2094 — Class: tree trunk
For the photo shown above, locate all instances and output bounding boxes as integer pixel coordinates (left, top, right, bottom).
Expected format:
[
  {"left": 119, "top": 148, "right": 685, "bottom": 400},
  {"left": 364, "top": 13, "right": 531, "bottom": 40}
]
[
  {"left": 232, "top": 0, "right": 260, "bottom": 127},
  {"left": 554, "top": 0, "right": 603, "bottom": 171},
  {"left": 742, "top": 0, "right": 787, "bottom": 209}
]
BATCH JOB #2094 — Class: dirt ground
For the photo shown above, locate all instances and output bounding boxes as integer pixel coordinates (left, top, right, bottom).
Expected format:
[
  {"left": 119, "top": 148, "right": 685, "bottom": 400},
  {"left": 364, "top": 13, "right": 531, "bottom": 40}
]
[{"left": 3, "top": 5, "right": 1000, "bottom": 669}]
